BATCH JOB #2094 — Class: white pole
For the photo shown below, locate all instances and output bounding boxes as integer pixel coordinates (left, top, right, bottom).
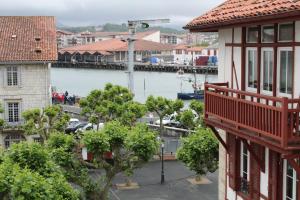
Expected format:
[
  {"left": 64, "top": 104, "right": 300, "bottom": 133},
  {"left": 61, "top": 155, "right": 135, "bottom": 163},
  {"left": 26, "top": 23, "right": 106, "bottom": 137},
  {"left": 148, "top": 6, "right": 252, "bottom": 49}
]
[{"left": 128, "top": 36, "right": 135, "bottom": 93}]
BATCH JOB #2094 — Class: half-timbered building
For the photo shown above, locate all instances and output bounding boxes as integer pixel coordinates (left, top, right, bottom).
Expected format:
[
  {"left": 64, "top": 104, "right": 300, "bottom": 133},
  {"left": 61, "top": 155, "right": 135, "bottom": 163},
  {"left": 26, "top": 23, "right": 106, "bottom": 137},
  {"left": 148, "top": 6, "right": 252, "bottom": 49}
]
[{"left": 186, "top": 1, "right": 300, "bottom": 200}]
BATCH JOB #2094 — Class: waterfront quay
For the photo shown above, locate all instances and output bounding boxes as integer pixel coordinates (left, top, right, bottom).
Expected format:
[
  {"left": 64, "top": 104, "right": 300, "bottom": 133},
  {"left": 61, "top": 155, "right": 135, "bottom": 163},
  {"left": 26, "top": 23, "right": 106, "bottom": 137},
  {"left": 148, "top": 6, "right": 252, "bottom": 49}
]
[{"left": 52, "top": 61, "right": 218, "bottom": 75}]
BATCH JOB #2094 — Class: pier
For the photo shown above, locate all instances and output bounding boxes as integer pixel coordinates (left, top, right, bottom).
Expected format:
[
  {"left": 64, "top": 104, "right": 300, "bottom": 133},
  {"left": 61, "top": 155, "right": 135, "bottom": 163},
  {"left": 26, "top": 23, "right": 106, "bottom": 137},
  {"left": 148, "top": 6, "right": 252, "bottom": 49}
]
[{"left": 52, "top": 62, "right": 218, "bottom": 75}]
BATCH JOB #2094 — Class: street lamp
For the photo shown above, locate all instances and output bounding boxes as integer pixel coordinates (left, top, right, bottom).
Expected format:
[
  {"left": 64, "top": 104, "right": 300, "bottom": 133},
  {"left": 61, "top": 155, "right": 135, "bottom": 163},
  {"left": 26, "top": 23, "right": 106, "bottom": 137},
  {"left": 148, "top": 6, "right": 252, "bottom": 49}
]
[{"left": 161, "top": 142, "right": 165, "bottom": 184}]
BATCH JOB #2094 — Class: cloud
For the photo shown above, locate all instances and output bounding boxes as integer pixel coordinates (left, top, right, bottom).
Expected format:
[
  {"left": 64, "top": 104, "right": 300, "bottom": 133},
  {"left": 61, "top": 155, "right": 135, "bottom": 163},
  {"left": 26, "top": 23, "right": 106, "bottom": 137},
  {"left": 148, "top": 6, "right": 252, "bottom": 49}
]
[{"left": 0, "top": 0, "right": 224, "bottom": 28}]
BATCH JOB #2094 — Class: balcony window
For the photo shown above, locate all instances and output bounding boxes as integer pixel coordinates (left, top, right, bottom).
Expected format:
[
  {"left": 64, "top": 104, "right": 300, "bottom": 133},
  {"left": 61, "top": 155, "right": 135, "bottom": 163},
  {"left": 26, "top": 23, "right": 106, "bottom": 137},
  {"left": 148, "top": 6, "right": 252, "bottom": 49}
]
[
  {"left": 240, "top": 142, "right": 249, "bottom": 195},
  {"left": 278, "top": 49, "right": 293, "bottom": 95},
  {"left": 279, "top": 23, "right": 293, "bottom": 42},
  {"left": 262, "top": 25, "right": 274, "bottom": 43},
  {"left": 247, "top": 48, "right": 258, "bottom": 89},
  {"left": 7, "top": 66, "right": 18, "bottom": 86},
  {"left": 8, "top": 102, "right": 19, "bottom": 123},
  {"left": 262, "top": 49, "right": 273, "bottom": 92},
  {"left": 247, "top": 27, "right": 259, "bottom": 43},
  {"left": 283, "top": 160, "right": 297, "bottom": 200}
]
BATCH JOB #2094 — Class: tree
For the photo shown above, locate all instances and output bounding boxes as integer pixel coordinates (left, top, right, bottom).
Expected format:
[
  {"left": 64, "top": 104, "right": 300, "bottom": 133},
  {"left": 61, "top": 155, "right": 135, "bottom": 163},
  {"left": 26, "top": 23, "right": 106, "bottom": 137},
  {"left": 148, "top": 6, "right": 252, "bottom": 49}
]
[
  {"left": 22, "top": 105, "right": 70, "bottom": 141},
  {"left": 80, "top": 84, "right": 146, "bottom": 129},
  {"left": 189, "top": 100, "right": 204, "bottom": 126},
  {"left": 177, "top": 128, "right": 219, "bottom": 181},
  {"left": 179, "top": 110, "right": 197, "bottom": 131},
  {"left": 146, "top": 95, "right": 183, "bottom": 135},
  {"left": 83, "top": 121, "right": 158, "bottom": 200},
  {"left": 0, "top": 142, "right": 79, "bottom": 199}
]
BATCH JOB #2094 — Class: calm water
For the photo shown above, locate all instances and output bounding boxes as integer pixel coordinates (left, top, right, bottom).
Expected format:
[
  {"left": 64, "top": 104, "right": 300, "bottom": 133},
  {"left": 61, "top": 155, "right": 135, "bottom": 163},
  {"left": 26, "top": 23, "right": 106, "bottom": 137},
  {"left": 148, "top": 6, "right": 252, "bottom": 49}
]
[{"left": 51, "top": 68, "right": 218, "bottom": 103}]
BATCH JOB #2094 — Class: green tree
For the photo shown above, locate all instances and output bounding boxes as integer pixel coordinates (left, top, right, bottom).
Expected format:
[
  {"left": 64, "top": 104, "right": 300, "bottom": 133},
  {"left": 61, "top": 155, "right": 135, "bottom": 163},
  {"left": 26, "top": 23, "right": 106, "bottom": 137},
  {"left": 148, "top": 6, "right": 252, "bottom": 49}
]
[
  {"left": 83, "top": 121, "right": 158, "bottom": 200},
  {"left": 80, "top": 83, "right": 146, "bottom": 129},
  {"left": 0, "top": 142, "right": 79, "bottom": 199},
  {"left": 179, "top": 110, "right": 196, "bottom": 131},
  {"left": 177, "top": 128, "right": 219, "bottom": 181},
  {"left": 146, "top": 96, "right": 183, "bottom": 136},
  {"left": 190, "top": 100, "right": 204, "bottom": 126},
  {"left": 22, "top": 105, "right": 70, "bottom": 141}
]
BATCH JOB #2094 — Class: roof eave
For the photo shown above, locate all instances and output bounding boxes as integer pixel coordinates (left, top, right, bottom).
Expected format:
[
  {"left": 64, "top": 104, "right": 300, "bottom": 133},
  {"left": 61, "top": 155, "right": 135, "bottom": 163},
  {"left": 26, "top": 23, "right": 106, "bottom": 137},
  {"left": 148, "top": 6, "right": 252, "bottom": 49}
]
[{"left": 185, "top": 11, "right": 300, "bottom": 33}]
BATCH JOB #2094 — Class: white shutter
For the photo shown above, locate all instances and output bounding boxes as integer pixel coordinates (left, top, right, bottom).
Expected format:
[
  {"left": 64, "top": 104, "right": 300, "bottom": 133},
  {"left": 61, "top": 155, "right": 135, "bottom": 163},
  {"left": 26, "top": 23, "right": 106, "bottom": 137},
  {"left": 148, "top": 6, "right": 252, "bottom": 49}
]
[{"left": 18, "top": 66, "right": 22, "bottom": 87}]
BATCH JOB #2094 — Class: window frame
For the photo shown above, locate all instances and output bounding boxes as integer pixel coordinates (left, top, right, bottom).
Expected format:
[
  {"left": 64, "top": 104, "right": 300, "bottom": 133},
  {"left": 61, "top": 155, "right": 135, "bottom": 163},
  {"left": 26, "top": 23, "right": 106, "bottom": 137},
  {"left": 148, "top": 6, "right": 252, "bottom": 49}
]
[
  {"left": 277, "top": 47, "right": 293, "bottom": 98},
  {"left": 261, "top": 25, "right": 275, "bottom": 43},
  {"left": 240, "top": 142, "right": 250, "bottom": 195},
  {"left": 278, "top": 23, "right": 294, "bottom": 42},
  {"left": 283, "top": 160, "right": 297, "bottom": 200},
  {"left": 6, "top": 66, "right": 19, "bottom": 87},
  {"left": 261, "top": 48, "right": 274, "bottom": 95},
  {"left": 7, "top": 102, "right": 20, "bottom": 123},
  {"left": 247, "top": 26, "right": 259, "bottom": 43},
  {"left": 246, "top": 47, "right": 258, "bottom": 92}
]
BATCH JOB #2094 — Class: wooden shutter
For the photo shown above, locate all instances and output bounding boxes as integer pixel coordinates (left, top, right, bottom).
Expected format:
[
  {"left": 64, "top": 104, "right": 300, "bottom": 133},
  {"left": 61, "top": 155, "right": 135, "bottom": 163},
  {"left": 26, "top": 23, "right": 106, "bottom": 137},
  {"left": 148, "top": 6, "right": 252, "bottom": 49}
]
[
  {"left": 250, "top": 143, "right": 261, "bottom": 200},
  {"left": 268, "top": 150, "right": 280, "bottom": 200},
  {"left": 227, "top": 133, "right": 240, "bottom": 190}
]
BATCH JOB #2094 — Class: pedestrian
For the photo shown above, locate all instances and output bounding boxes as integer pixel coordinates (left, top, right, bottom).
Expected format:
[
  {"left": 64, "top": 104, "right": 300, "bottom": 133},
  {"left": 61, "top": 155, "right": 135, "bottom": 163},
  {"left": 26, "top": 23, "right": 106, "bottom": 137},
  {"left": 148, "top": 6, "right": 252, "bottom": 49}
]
[
  {"left": 64, "top": 91, "right": 69, "bottom": 104},
  {"left": 149, "top": 112, "right": 154, "bottom": 124}
]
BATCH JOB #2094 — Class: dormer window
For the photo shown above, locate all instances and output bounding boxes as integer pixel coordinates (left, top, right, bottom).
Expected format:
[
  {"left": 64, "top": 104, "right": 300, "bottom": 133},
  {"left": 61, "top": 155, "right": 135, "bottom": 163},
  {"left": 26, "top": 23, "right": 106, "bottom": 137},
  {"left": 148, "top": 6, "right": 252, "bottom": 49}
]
[
  {"left": 35, "top": 37, "right": 41, "bottom": 42},
  {"left": 11, "top": 35, "right": 17, "bottom": 40},
  {"left": 35, "top": 47, "right": 42, "bottom": 54}
]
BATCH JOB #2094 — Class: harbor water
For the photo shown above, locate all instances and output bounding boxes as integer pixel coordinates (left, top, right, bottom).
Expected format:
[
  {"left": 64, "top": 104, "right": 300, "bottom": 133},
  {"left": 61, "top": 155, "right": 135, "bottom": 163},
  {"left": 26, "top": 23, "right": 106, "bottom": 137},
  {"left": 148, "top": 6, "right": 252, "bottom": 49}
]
[{"left": 51, "top": 68, "right": 218, "bottom": 103}]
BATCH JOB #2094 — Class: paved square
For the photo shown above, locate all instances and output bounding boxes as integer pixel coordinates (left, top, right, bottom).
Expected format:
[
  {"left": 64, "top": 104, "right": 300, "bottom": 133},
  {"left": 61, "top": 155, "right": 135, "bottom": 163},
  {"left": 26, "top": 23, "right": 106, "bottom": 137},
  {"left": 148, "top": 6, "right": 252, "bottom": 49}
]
[{"left": 111, "top": 160, "right": 218, "bottom": 200}]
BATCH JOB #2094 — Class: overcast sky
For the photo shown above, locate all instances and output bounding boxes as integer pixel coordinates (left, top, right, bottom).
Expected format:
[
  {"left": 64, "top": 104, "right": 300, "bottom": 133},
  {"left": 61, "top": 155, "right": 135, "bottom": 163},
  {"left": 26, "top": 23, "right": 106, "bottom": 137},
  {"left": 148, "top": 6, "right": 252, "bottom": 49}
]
[{"left": 0, "top": 0, "right": 223, "bottom": 29}]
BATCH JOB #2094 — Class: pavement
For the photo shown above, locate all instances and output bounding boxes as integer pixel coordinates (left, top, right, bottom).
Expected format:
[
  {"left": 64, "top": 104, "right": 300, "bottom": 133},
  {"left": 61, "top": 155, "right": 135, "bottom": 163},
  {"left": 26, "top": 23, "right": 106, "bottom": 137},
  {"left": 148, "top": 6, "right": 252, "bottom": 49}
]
[{"left": 109, "top": 160, "right": 218, "bottom": 200}]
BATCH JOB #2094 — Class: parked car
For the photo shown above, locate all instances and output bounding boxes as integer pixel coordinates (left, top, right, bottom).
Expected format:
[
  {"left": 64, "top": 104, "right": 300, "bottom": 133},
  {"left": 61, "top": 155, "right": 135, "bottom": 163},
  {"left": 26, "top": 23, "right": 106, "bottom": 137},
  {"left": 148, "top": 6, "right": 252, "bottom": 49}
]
[
  {"left": 65, "top": 122, "right": 88, "bottom": 134},
  {"left": 155, "top": 110, "right": 199, "bottom": 128},
  {"left": 76, "top": 123, "right": 105, "bottom": 133}
]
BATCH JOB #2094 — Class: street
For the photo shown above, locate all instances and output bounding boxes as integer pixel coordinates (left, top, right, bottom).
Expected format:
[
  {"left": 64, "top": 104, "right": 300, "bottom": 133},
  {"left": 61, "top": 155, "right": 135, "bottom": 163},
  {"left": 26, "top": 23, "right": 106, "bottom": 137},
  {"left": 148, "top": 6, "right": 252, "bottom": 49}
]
[{"left": 110, "top": 161, "right": 218, "bottom": 200}]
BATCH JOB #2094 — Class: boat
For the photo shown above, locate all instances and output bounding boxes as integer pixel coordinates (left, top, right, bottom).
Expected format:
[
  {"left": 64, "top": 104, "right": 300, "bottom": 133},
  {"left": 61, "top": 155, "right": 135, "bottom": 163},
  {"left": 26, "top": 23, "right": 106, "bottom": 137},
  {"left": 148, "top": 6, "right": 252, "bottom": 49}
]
[
  {"left": 177, "top": 90, "right": 204, "bottom": 100},
  {"left": 176, "top": 68, "right": 205, "bottom": 100}
]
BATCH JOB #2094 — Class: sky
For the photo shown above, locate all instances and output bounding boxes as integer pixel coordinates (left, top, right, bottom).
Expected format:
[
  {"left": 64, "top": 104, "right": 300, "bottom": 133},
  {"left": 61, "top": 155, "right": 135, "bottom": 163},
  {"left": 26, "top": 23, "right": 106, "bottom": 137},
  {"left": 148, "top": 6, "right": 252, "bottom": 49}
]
[{"left": 0, "top": 0, "right": 224, "bottom": 29}]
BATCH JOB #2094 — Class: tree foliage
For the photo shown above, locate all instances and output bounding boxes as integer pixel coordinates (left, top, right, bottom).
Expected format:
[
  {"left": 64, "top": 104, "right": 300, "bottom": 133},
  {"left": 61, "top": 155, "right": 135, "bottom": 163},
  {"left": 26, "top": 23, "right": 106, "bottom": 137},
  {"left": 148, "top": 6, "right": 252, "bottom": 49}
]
[
  {"left": 0, "top": 142, "right": 79, "bottom": 200},
  {"left": 22, "top": 105, "right": 70, "bottom": 140},
  {"left": 177, "top": 128, "right": 219, "bottom": 179},
  {"left": 83, "top": 121, "right": 159, "bottom": 200},
  {"left": 146, "top": 95, "right": 183, "bottom": 135},
  {"left": 80, "top": 83, "right": 146, "bottom": 129}
]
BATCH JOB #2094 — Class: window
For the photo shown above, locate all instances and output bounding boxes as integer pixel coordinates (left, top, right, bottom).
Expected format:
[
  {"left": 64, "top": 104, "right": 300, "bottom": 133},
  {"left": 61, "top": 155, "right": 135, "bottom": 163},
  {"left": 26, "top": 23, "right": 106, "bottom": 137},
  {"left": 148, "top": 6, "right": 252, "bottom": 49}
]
[
  {"left": 176, "top": 50, "right": 182, "bottom": 55},
  {"left": 278, "top": 49, "right": 293, "bottom": 94},
  {"left": 33, "top": 137, "right": 43, "bottom": 144},
  {"left": 4, "top": 134, "right": 25, "bottom": 149},
  {"left": 262, "top": 49, "right": 274, "bottom": 92},
  {"left": 262, "top": 25, "right": 274, "bottom": 43},
  {"left": 247, "top": 27, "right": 259, "bottom": 43},
  {"left": 8, "top": 102, "right": 19, "bottom": 123},
  {"left": 7, "top": 66, "right": 18, "bottom": 86},
  {"left": 279, "top": 23, "right": 293, "bottom": 42},
  {"left": 240, "top": 142, "right": 249, "bottom": 194},
  {"left": 283, "top": 160, "right": 297, "bottom": 200},
  {"left": 247, "top": 49, "right": 258, "bottom": 89}
]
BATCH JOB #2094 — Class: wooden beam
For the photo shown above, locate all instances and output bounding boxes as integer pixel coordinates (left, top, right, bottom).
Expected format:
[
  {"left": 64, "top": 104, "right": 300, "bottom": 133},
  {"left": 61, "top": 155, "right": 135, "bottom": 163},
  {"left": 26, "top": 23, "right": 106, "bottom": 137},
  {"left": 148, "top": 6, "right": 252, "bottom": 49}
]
[
  {"left": 241, "top": 139, "right": 265, "bottom": 170},
  {"left": 208, "top": 126, "right": 228, "bottom": 151}
]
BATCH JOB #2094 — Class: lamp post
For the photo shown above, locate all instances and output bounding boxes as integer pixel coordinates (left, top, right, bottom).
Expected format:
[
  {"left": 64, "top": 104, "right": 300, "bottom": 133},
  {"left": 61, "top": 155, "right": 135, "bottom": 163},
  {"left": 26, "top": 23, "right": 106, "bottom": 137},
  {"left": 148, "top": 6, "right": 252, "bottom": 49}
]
[{"left": 161, "top": 142, "right": 165, "bottom": 184}]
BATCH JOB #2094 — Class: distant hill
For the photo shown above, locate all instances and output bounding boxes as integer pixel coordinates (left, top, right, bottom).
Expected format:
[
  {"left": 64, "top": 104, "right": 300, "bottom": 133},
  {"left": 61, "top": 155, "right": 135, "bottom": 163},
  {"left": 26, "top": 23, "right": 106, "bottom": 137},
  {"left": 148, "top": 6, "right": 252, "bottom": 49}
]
[{"left": 58, "top": 23, "right": 186, "bottom": 34}]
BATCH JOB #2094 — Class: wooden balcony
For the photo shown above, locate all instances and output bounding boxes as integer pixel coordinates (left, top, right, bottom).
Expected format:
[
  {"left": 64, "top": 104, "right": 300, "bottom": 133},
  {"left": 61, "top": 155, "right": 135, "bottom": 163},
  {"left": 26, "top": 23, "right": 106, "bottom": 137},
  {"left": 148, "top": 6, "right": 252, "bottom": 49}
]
[{"left": 204, "top": 83, "right": 300, "bottom": 152}]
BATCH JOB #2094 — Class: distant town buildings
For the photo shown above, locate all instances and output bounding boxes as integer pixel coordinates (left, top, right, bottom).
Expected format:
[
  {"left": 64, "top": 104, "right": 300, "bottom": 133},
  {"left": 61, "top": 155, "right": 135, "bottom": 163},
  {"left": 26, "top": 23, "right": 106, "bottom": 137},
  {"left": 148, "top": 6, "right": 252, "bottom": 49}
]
[{"left": 0, "top": 16, "right": 57, "bottom": 148}]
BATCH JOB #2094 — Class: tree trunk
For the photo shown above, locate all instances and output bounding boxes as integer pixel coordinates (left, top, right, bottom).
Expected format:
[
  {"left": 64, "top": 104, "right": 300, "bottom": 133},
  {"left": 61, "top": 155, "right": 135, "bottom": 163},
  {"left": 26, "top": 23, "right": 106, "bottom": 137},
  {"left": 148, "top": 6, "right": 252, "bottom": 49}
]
[
  {"left": 159, "top": 117, "right": 163, "bottom": 136},
  {"left": 99, "top": 174, "right": 114, "bottom": 200}
]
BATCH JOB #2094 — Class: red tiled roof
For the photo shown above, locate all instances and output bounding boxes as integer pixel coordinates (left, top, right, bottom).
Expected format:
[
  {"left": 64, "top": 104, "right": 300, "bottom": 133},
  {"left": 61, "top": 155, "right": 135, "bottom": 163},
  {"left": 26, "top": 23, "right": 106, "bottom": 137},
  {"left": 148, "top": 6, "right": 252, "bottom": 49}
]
[
  {"left": 59, "top": 38, "right": 174, "bottom": 54},
  {"left": 0, "top": 16, "right": 57, "bottom": 62},
  {"left": 186, "top": 0, "right": 300, "bottom": 31},
  {"left": 174, "top": 44, "right": 205, "bottom": 52}
]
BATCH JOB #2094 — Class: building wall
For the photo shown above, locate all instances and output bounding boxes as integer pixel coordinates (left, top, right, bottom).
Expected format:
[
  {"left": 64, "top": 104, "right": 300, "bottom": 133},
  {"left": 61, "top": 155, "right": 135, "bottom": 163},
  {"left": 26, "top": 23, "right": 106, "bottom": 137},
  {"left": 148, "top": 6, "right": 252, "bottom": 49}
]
[
  {"left": 217, "top": 21, "right": 300, "bottom": 200},
  {"left": 0, "top": 63, "right": 51, "bottom": 121},
  {"left": 143, "top": 31, "right": 160, "bottom": 43}
]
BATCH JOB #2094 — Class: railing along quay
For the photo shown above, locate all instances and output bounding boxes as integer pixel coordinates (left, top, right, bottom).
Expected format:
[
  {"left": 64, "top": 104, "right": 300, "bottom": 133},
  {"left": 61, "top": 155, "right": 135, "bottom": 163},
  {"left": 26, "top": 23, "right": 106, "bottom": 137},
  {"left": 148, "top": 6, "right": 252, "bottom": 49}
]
[
  {"left": 52, "top": 62, "right": 218, "bottom": 75},
  {"left": 204, "top": 83, "right": 300, "bottom": 150}
]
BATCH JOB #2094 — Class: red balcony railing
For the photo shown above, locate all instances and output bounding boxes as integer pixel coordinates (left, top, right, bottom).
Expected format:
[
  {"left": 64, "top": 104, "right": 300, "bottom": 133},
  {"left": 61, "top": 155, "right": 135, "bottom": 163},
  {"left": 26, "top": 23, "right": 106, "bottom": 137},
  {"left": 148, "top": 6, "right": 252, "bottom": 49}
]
[{"left": 204, "top": 83, "right": 300, "bottom": 150}]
